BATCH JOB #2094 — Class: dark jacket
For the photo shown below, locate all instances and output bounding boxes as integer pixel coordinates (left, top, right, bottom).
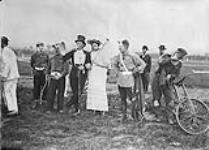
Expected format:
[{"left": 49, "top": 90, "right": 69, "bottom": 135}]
[
  {"left": 48, "top": 53, "right": 69, "bottom": 77},
  {"left": 63, "top": 49, "right": 91, "bottom": 77},
  {"left": 140, "top": 54, "right": 152, "bottom": 73},
  {"left": 31, "top": 51, "right": 49, "bottom": 70},
  {"left": 157, "top": 58, "right": 182, "bottom": 86}
]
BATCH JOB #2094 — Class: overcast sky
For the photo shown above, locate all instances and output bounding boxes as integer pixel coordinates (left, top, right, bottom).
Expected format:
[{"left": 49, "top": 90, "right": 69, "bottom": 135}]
[{"left": 0, "top": 0, "right": 209, "bottom": 54}]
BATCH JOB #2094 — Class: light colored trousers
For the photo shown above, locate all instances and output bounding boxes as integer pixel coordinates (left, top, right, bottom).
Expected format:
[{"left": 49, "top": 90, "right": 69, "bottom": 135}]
[{"left": 3, "top": 79, "right": 18, "bottom": 112}]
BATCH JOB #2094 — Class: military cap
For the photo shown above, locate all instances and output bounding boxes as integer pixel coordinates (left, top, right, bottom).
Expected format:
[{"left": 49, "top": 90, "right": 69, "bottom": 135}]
[
  {"left": 158, "top": 44, "right": 166, "bottom": 50},
  {"left": 142, "top": 45, "right": 148, "bottom": 50}
]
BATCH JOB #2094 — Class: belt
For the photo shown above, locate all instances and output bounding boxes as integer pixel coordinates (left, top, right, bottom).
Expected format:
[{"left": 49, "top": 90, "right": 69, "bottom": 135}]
[{"left": 34, "top": 67, "right": 45, "bottom": 71}]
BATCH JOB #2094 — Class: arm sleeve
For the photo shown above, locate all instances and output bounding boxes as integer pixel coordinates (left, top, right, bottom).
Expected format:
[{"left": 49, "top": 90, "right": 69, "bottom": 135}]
[
  {"left": 147, "top": 55, "right": 152, "bottom": 73},
  {"left": 30, "top": 55, "right": 35, "bottom": 69},
  {"left": 62, "top": 61, "right": 69, "bottom": 76},
  {"left": 133, "top": 54, "right": 146, "bottom": 73},
  {"left": 170, "top": 63, "right": 182, "bottom": 80},
  {"left": 63, "top": 51, "right": 73, "bottom": 62},
  {"left": 85, "top": 52, "right": 91, "bottom": 64}
]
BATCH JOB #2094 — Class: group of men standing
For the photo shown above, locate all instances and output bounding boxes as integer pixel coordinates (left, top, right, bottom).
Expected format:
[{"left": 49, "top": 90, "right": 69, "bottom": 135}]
[{"left": 1, "top": 35, "right": 188, "bottom": 124}]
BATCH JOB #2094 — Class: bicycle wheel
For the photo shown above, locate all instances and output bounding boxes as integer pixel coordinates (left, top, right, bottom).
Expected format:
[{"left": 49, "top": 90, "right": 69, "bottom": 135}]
[{"left": 176, "top": 98, "right": 209, "bottom": 135}]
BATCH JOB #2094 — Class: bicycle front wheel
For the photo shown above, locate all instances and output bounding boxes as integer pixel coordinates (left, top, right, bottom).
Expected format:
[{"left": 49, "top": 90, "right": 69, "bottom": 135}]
[{"left": 176, "top": 98, "right": 209, "bottom": 135}]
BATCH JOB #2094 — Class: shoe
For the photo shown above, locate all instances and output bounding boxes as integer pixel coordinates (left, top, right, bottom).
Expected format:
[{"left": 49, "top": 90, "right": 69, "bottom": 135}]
[
  {"left": 7, "top": 110, "right": 18, "bottom": 116},
  {"left": 154, "top": 100, "right": 160, "bottom": 107},
  {"left": 73, "top": 109, "right": 81, "bottom": 116},
  {"left": 46, "top": 110, "right": 52, "bottom": 114},
  {"left": 168, "top": 119, "right": 174, "bottom": 125},
  {"left": 59, "top": 110, "right": 64, "bottom": 113}
]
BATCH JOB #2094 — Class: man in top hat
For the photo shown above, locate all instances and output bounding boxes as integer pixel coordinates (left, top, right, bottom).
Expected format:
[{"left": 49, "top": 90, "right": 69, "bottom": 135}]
[
  {"left": 31, "top": 42, "right": 49, "bottom": 107},
  {"left": 139, "top": 45, "right": 152, "bottom": 92},
  {"left": 0, "top": 36, "right": 19, "bottom": 116},
  {"left": 112, "top": 40, "right": 146, "bottom": 122},
  {"left": 151, "top": 48, "right": 187, "bottom": 124},
  {"left": 64, "top": 35, "right": 91, "bottom": 115}
]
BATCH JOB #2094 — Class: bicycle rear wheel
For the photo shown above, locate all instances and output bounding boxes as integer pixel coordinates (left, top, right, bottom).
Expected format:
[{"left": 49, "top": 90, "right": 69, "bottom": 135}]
[{"left": 176, "top": 98, "right": 209, "bottom": 135}]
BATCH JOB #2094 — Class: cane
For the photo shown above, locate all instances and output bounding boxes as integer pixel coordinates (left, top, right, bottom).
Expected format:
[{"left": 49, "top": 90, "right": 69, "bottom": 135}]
[{"left": 39, "top": 74, "right": 49, "bottom": 105}]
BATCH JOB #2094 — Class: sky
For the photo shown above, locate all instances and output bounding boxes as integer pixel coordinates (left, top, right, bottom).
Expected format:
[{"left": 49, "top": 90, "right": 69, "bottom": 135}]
[{"left": 0, "top": 0, "right": 209, "bottom": 54}]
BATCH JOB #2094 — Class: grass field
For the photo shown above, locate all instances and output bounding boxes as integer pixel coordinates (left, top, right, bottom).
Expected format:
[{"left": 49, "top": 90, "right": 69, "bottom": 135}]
[{"left": 1, "top": 59, "right": 209, "bottom": 150}]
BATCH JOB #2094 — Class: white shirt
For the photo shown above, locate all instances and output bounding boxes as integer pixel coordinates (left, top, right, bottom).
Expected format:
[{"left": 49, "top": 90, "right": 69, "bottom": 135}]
[
  {"left": 74, "top": 50, "right": 86, "bottom": 65},
  {"left": 0, "top": 47, "right": 20, "bottom": 80}
]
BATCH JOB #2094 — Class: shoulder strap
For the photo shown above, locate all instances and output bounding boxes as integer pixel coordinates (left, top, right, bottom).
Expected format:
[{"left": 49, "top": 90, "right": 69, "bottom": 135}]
[{"left": 120, "top": 53, "right": 129, "bottom": 72}]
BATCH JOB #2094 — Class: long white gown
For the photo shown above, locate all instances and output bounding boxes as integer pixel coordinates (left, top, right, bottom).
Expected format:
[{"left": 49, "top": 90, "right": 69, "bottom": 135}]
[{"left": 86, "top": 43, "right": 111, "bottom": 112}]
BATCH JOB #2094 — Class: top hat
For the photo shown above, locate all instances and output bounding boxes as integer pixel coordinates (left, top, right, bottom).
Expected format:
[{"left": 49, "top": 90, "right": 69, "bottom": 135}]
[
  {"left": 87, "top": 39, "right": 102, "bottom": 46},
  {"left": 75, "top": 35, "right": 86, "bottom": 45}
]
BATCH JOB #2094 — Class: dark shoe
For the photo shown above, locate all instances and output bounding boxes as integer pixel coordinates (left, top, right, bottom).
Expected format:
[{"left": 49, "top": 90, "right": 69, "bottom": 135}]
[{"left": 73, "top": 109, "right": 81, "bottom": 116}]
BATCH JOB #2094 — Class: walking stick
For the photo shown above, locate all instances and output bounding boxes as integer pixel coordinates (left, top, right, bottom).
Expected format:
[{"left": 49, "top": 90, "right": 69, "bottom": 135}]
[
  {"left": 39, "top": 74, "right": 49, "bottom": 105},
  {"left": 131, "top": 73, "right": 145, "bottom": 121}
]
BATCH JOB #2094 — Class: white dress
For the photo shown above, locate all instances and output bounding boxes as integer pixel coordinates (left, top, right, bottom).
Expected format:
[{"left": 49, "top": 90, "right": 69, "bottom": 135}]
[{"left": 87, "top": 44, "right": 111, "bottom": 111}]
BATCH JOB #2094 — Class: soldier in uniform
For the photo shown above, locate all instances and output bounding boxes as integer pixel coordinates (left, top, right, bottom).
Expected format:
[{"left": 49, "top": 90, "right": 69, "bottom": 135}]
[
  {"left": 46, "top": 43, "right": 69, "bottom": 113},
  {"left": 151, "top": 48, "right": 187, "bottom": 124},
  {"left": 31, "top": 42, "right": 49, "bottom": 107},
  {"left": 139, "top": 45, "right": 152, "bottom": 92},
  {"left": 112, "top": 40, "right": 146, "bottom": 121},
  {"left": 64, "top": 35, "right": 91, "bottom": 115}
]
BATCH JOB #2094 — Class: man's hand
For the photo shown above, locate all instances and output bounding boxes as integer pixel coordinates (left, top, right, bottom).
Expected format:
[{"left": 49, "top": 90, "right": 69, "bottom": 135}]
[
  {"left": 85, "top": 63, "right": 91, "bottom": 70},
  {"left": 167, "top": 74, "right": 172, "bottom": 81},
  {"left": 78, "top": 65, "right": 84, "bottom": 70}
]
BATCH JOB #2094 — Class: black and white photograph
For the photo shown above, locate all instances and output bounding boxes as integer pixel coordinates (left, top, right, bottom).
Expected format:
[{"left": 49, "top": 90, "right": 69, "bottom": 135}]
[{"left": 1, "top": 0, "right": 209, "bottom": 149}]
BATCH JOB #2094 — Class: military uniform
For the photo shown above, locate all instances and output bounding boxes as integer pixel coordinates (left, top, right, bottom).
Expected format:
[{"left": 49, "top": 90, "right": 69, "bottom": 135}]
[
  {"left": 31, "top": 51, "right": 49, "bottom": 101},
  {"left": 112, "top": 52, "right": 146, "bottom": 119},
  {"left": 47, "top": 53, "right": 69, "bottom": 112},
  {"left": 151, "top": 49, "right": 186, "bottom": 123},
  {"left": 140, "top": 53, "right": 152, "bottom": 92}
]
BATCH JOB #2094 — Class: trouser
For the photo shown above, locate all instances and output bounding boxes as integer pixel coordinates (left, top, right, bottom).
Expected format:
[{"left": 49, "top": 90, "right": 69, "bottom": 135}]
[
  {"left": 152, "top": 75, "right": 175, "bottom": 120},
  {"left": 118, "top": 86, "right": 133, "bottom": 117},
  {"left": 3, "top": 79, "right": 18, "bottom": 112},
  {"left": 141, "top": 72, "right": 150, "bottom": 92},
  {"left": 68, "top": 68, "right": 87, "bottom": 111},
  {"left": 47, "top": 77, "right": 65, "bottom": 111},
  {"left": 33, "top": 71, "right": 47, "bottom": 100},
  {"left": 152, "top": 74, "right": 162, "bottom": 106}
]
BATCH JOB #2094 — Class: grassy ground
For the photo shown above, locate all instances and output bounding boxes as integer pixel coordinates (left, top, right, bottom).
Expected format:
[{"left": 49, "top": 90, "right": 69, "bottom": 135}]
[{"left": 1, "top": 59, "right": 209, "bottom": 150}]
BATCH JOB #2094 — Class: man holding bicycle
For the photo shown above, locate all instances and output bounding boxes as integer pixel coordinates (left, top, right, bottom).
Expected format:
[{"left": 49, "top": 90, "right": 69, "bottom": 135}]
[{"left": 152, "top": 48, "right": 187, "bottom": 124}]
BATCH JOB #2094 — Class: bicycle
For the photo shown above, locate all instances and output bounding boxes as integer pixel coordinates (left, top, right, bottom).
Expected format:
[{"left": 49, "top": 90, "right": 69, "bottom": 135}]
[{"left": 172, "top": 73, "right": 209, "bottom": 135}]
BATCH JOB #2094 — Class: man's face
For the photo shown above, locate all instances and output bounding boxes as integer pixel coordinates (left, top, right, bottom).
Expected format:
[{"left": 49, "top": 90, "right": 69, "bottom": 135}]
[
  {"left": 159, "top": 49, "right": 165, "bottom": 55},
  {"left": 92, "top": 43, "right": 99, "bottom": 51},
  {"left": 142, "top": 48, "right": 147, "bottom": 54},
  {"left": 55, "top": 44, "right": 61, "bottom": 54},
  {"left": 38, "top": 45, "right": 44, "bottom": 51},
  {"left": 119, "top": 44, "right": 127, "bottom": 54},
  {"left": 76, "top": 41, "right": 84, "bottom": 49}
]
